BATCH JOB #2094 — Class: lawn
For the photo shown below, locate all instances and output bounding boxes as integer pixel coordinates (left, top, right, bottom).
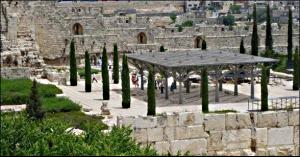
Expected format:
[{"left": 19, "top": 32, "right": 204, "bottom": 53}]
[
  {"left": 78, "top": 67, "right": 101, "bottom": 78},
  {"left": 42, "top": 97, "right": 81, "bottom": 113},
  {"left": 1, "top": 78, "right": 63, "bottom": 105}
]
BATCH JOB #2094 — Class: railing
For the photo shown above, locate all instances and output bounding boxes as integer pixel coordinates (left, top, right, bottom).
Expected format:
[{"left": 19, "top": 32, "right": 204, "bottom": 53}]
[{"left": 247, "top": 96, "right": 300, "bottom": 111}]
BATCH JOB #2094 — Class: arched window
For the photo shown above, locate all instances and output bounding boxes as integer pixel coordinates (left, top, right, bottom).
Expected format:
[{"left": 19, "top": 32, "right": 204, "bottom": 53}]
[
  {"left": 194, "top": 36, "right": 203, "bottom": 48},
  {"left": 72, "top": 23, "right": 83, "bottom": 35},
  {"left": 137, "top": 32, "right": 147, "bottom": 44}
]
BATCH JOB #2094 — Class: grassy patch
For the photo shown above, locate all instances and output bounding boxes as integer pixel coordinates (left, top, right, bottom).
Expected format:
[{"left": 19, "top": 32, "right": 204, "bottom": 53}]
[
  {"left": 273, "top": 54, "right": 287, "bottom": 72},
  {"left": 1, "top": 78, "right": 62, "bottom": 105},
  {"left": 42, "top": 97, "right": 81, "bottom": 113},
  {"left": 78, "top": 68, "right": 101, "bottom": 78},
  {"left": 208, "top": 109, "right": 238, "bottom": 114}
]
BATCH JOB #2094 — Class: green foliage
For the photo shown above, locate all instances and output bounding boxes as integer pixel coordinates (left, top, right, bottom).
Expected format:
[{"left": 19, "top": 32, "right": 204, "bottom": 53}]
[
  {"left": 70, "top": 39, "right": 77, "bottom": 86},
  {"left": 201, "top": 69, "right": 209, "bottom": 113},
  {"left": 85, "top": 51, "right": 92, "bottom": 92},
  {"left": 293, "top": 47, "right": 299, "bottom": 90},
  {"left": 113, "top": 43, "right": 119, "bottom": 84},
  {"left": 287, "top": 7, "right": 293, "bottom": 69},
  {"left": 1, "top": 78, "right": 62, "bottom": 105},
  {"left": 251, "top": 4, "right": 259, "bottom": 56},
  {"left": 170, "top": 13, "right": 177, "bottom": 23},
  {"left": 0, "top": 112, "right": 156, "bottom": 156},
  {"left": 42, "top": 97, "right": 81, "bottom": 113},
  {"left": 26, "top": 79, "right": 45, "bottom": 120},
  {"left": 273, "top": 54, "right": 287, "bottom": 72},
  {"left": 78, "top": 68, "right": 100, "bottom": 78},
  {"left": 265, "top": 4, "right": 273, "bottom": 52},
  {"left": 177, "top": 25, "right": 183, "bottom": 32},
  {"left": 230, "top": 4, "right": 241, "bottom": 14},
  {"left": 102, "top": 46, "right": 110, "bottom": 100},
  {"left": 201, "top": 40, "right": 207, "bottom": 50},
  {"left": 160, "top": 45, "right": 165, "bottom": 52},
  {"left": 261, "top": 66, "right": 269, "bottom": 111},
  {"left": 181, "top": 20, "right": 193, "bottom": 27},
  {"left": 240, "top": 39, "right": 246, "bottom": 54},
  {"left": 147, "top": 66, "right": 156, "bottom": 116},
  {"left": 121, "top": 55, "right": 131, "bottom": 108},
  {"left": 223, "top": 14, "right": 235, "bottom": 26}
]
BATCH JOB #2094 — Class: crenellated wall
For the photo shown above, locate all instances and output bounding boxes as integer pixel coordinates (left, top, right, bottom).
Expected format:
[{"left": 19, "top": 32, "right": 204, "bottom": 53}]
[{"left": 117, "top": 109, "right": 300, "bottom": 156}]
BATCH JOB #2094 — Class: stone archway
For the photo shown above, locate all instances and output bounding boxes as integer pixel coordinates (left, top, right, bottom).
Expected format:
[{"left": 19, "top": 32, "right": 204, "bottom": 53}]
[
  {"left": 137, "top": 32, "right": 147, "bottom": 44},
  {"left": 194, "top": 36, "right": 203, "bottom": 48},
  {"left": 72, "top": 23, "right": 83, "bottom": 35}
]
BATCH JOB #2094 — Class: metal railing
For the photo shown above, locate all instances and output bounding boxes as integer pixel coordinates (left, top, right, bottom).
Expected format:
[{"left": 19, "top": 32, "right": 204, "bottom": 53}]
[{"left": 248, "top": 96, "right": 300, "bottom": 111}]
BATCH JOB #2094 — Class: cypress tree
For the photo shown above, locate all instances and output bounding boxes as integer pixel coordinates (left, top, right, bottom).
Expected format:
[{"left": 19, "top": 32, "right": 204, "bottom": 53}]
[
  {"left": 265, "top": 4, "right": 273, "bottom": 52},
  {"left": 293, "top": 47, "right": 299, "bottom": 90},
  {"left": 102, "top": 46, "right": 110, "bottom": 100},
  {"left": 69, "top": 39, "right": 77, "bottom": 86},
  {"left": 26, "top": 79, "right": 44, "bottom": 120},
  {"left": 85, "top": 50, "right": 91, "bottom": 92},
  {"left": 201, "top": 69, "right": 209, "bottom": 113},
  {"left": 147, "top": 66, "right": 156, "bottom": 116},
  {"left": 240, "top": 39, "right": 246, "bottom": 54},
  {"left": 287, "top": 7, "right": 293, "bottom": 69},
  {"left": 113, "top": 43, "right": 119, "bottom": 84},
  {"left": 261, "top": 65, "right": 269, "bottom": 111},
  {"left": 251, "top": 3, "right": 259, "bottom": 56},
  {"left": 202, "top": 40, "right": 207, "bottom": 50},
  {"left": 160, "top": 45, "right": 165, "bottom": 52},
  {"left": 122, "top": 55, "right": 131, "bottom": 108}
]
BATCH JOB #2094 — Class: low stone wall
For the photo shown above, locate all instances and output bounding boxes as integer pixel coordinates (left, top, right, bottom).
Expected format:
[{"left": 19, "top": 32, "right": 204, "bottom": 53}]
[
  {"left": 117, "top": 110, "right": 300, "bottom": 156},
  {"left": 1, "top": 67, "right": 31, "bottom": 79}
]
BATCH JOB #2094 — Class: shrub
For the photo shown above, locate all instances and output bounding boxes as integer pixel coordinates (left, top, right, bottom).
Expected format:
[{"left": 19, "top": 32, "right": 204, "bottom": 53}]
[
  {"left": 293, "top": 47, "right": 299, "bottom": 90},
  {"left": 121, "top": 55, "right": 130, "bottom": 108},
  {"left": 201, "top": 69, "right": 209, "bottom": 113},
  {"left": 170, "top": 13, "right": 176, "bottom": 23},
  {"left": 223, "top": 14, "right": 235, "bottom": 26},
  {"left": 85, "top": 51, "right": 92, "bottom": 92},
  {"left": 177, "top": 25, "right": 183, "bottom": 32},
  {"left": 102, "top": 46, "right": 110, "bottom": 100},
  {"left": 42, "top": 97, "right": 81, "bottom": 113},
  {"left": 181, "top": 20, "right": 193, "bottom": 27},
  {"left": 78, "top": 68, "right": 100, "bottom": 78},
  {"left": 70, "top": 39, "right": 77, "bottom": 86},
  {"left": 26, "top": 79, "right": 45, "bottom": 120},
  {"left": 113, "top": 43, "right": 119, "bottom": 84},
  {"left": 147, "top": 66, "right": 156, "bottom": 116},
  {"left": 261, "top": 65, "right": 269, "bottom": 111}
]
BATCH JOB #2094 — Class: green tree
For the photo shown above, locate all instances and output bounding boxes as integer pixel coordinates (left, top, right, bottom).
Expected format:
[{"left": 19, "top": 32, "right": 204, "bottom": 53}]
[
  {"left": 261, "top": 65, "right": 269, "bottom": 111},
  {"left": 265, "top": 4, "right": 273, "bottom": 52},
  {"left": 26, "top": 79, "right": 44, "bottom": 120},
  {"left": 85, "top": 51, "right": 91, "bottom": 92},
  {"left": 147, "top": 66, "right": 156, "bottom": 116},
  {"left": 170, "top": 13, "right": 176, "bottom": 23},
  {"left": 240, "top": 39, "right": 246, "bottom": 54},
  {"left": 202, "top": 40, "right": 207, "bottom": 50},
  {"left": 293, "top": 47, "right": 299, "bottom": 90},
  {"left": 178, "top": 25, "right": 183, "bottom": 32},
  {"left": 287, "top": 7, "right": 293, "bottom": 69},
  {"left": 201, "top": 69, "right": 209, "bottom": 113},
  {"left": 223, "top": 14, "right": 235, "bottom": 26},
  {"left": 121, "top": 55, "right": 131, "bottom": 108},
  {"left": 102, "top": 46, "right": 110, "bottom": 100},
  {"left": 181, "top": 20, "right": 193, "bottom": 27},
  {"left": 160, "top": 45, "right": 165, "bottom": 52},
  {"left": 230, "top": 4, "right": 241, "bottom": 14},
  {"left": 251, "top": 4, "right": 259, "bottom": 56},
  {"left": 69, "top": 39, "right": 77, "bottom": 86},
  {"left": 113, "top": 43, "right": 119, "bottom": 84}
]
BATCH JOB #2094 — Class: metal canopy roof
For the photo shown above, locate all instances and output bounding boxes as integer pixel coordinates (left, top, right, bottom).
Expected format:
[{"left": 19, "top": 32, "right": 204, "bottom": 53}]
[{"left": 127, "top": 50, "right": 278, "bottom": 69}]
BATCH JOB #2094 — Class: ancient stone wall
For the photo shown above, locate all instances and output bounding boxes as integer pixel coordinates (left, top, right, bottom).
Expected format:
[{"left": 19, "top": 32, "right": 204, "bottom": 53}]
[
  {"left": 117, "top": 110, "right": 300, "bottom": 156},
  {"left": 1, "top": 67, "right": 31, "bottom": 79}
]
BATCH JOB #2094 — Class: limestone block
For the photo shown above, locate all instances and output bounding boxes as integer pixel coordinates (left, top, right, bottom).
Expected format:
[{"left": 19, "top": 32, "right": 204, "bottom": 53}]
[
  {"left": 222, "top": 129, "right": 251, "bottom": 150},
  {"left": 154, "top": 141, "right": 170, "bottom": 155},
  {"left": 157, "top": 114, "right": 167, "bottom": 128},
  {"left": 295, "top": 145, "right": 300, "bottom": 156},
  {"left": 267, "top": 126, "right": 294, "bottom": 146},
  {"left": 170, "top": 138, "right": 207, "bottom": 155},
  {"left": 187, "top": 125, "right": 209, "bottom": 139},
  {"left": 276, "top": 110, "right": 288, "bottom": 127},
  {"left": 163, "top": 127, "right": 175, "bottom": 141},
  {"left": 147, "top": 127, "right": 163, "bottom": 142},
  {"left": 241, "top": 149, "right": 255, "bottom": 156},
  {"left": 133, "top": 128, "right": 148, "bottom": 143},
  {"left": 256, "top": 148, "right": 267, "bottom": 156},
  {"left": 225, "top": 150, "right": 241, "bottom": 156},
  {"left": 256, "top": 128, "right": 268, "bottom": 148},
  {"left": 294, "top": 126, "right": 299, "bottom": 145},
  {"left": 178, "top": 112, "right": 203, "bottom": 126},
  {"left": 257, "top": 111, "right": 277, "bottom": 128},
  {"left": 207, "top": 131, "right": 224, "bottom": 151},
  {"left": 225, "top": 113, "right": 238, "bottom": 130},
  {"left": 204, "top": 114, "right": 225, "bottom": 131},
  {"left": 117, "top": 116, "right": 135, "bottom": 128},
  {"left": 236, "top": 113, "right": 252, "bottom": 129},
  {"left": 277, "top": 145, "right": 294, "bottom": 156},
  {"left": 134, "top": 116, "right": 157, "bottom": 129},
  {"left": 216, "top": 151, "right": 226, "bottom": 156},
  {"left": 175, "top": 126, "right": 189, "bottom": 140},
  {"left": 288, "top": 110, "right": 300, "bottom": 126},
  {"left": 267, "top": 147, "right": 277, "bottom": 156},
  {"left": 166, "top": 112, "right": 179, "bottom": 127}
]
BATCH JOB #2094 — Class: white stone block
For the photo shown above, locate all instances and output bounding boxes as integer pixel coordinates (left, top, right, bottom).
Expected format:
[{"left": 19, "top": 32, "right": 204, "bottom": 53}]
[
  {"left": 134, "top": 116, "right": 157, "bottom": 129},
  {"left": 204, "top": 114, "right": 225, "bottom": 131},
  {"left": 225, "top": 150, "right": 241, "bottom": 156},
  {"left": 267, "top": 126, "right": 294, "bottom": 146},
  {"left": 256, "top": 128, "right": 268, "bottom": 148},
  {"left": 117, "top": 116, "right": 135, "bottom": 127},
  {"left": 276, "top": 111, "right": 288, "bottom": 127},
  {"left": 257, "top": 111, "right": 277, "bottom": 128},
  {"left": 175, "top": 126, "right": 189, "bottom": 140},
  {"left": 288, "top": 110, "right": 299, "bottom": 126},
  {"left": 166, "top": 112, "right": 179, "bottom": 127},
  {"left": 154, "top": 141, "right": 170, "bottom": 155},
  {"left": 163, "top": 127, "right": 175, "bottom": 141},
  {"left": 178, "top": 112, "right": 197, "bottom": 126},
  {"left": 267, "top": 147, "right": 277, "bottom": 156},
  {"left": 236, "top": 113, "right": 252, "bottom": 129},
  {"left": 294, "top": 126, "right": 299, "bottom": 145},
  {"left": 134, "top": 128, "right": 148, "bottom": 143},
  {"left": 170, "top": 138, "right": 207, "bottom": 155},
  {"left": 277, "top": 145, "right": 294, "bottom": 156},
  {"left": 187, "top": 125, "right": 209, "bottom": 139},
  {"left": 241, "top": 149, "right": 255, "bottom": 156},
  {"left": 256, "top": 148, "right": 267, "bottom": 156},
  {"left": 225, "top": 113, "right": 238, "bottom": 130},
  {"left": 157, "top": 114, "right": 167, "bottom": 127},
  {"left": 207, "top": 131, "right": 223, "bottom": 151},
  {"left": 147, "top": 127, "right": 163, "bottom": 142},
  {"left": 222, "top": 129, "right": 251, "bottom": 150},
  {"left": 295, "top": 145, "right": 300, "bottom": 156},
  {"left": 194, "top": 112, "right": 204, "bottom": 125}
]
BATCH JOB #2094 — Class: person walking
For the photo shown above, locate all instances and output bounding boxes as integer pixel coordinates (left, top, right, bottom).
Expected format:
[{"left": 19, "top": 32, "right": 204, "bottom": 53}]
[{"left": 92, "top": 73, "right": 98, "bottom": 83}]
